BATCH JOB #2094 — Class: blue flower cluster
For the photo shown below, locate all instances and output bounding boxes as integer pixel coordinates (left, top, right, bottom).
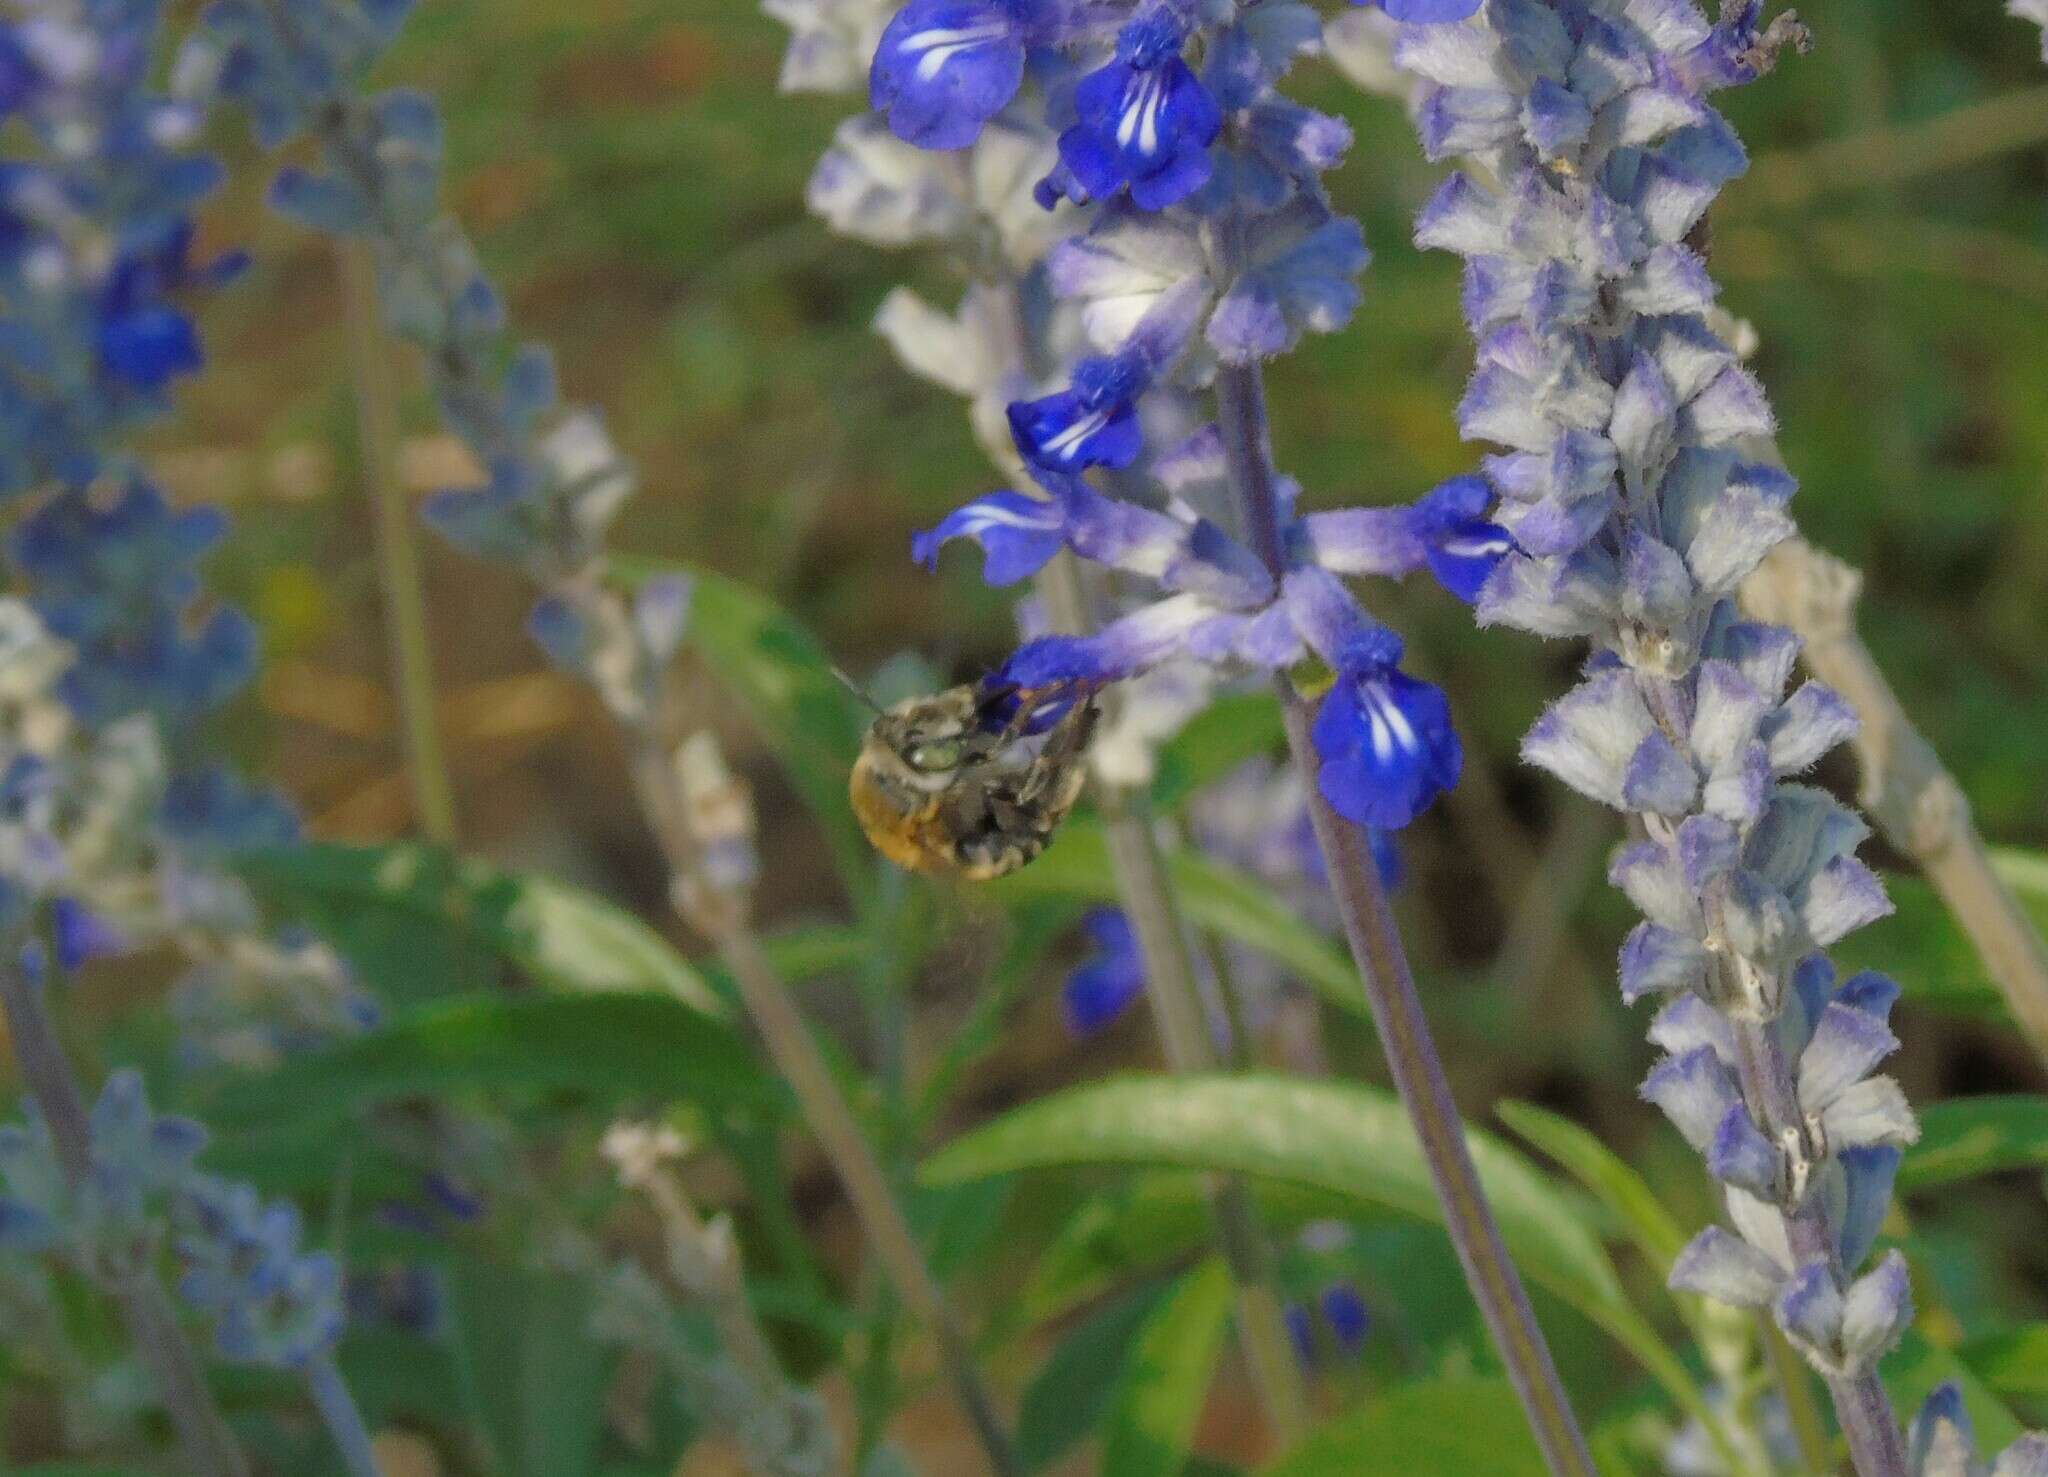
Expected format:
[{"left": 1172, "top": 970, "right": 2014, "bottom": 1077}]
[
  {"left": 188, "top": 0, "right": 694, "bottom": 724},
  {"left": 1382, "top": 0, "right": 1944, "bottom": 1448},
  {"left": 784, "top": 0, "right": 1497, "bottom": 832},
  {"left": 0, "top": 1071, "right": 345, "bottom": 1371},
  {"left": 0, "top": 3, "right": 342, "bottom": 1015}
]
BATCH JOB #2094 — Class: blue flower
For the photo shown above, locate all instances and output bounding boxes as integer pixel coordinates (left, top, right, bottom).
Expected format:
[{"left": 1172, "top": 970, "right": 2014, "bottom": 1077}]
[
  {"left": 869, "top": 0, "right": 1030, "bottom": 150},
  {"left": 1047, "top": 12, "right": 1221, "bottom": 211},
  {"left": 912, "top": 489, "right": 1067, "bottom": 584},
  {"left": 50, "top": 898, "right": 124, "bottom": 972},
  {"left": 1007, "top": 353, "right": 1150, "bottom": 472},
  {"left": 1063, "top": 908, "right": 1145, "bottom": 1034},
  {"left": 1311, "top": 631, "right": 1462, "bottom": 830},
  {"left": 96, "top": 305, "right": 202, "bottom": 392},
  {"left": 1287, "top": 1281, "right": 1372, "bottom": 1364},
  {"left": 1413, "top": 474, "right": 1514, "bottom": 603}
]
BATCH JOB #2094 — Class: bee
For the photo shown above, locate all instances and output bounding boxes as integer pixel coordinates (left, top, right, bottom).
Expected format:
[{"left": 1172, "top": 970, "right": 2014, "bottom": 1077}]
[{"left": 847, "top": 677, "right": 1100, "bottom": 880}]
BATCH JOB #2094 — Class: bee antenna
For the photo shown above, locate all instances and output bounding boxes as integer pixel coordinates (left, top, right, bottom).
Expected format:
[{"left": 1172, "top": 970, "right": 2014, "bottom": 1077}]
[{"left": 830, "top": 665, "right": 885, "bottom": 715}]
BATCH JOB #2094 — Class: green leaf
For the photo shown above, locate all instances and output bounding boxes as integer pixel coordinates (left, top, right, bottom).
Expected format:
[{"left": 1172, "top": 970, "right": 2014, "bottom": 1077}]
[
  {"left": 1884, "top": 1327, "right": 2026, "bottom": 1454},
  {"left": 617, "top": 559, "right": 871, "bottom": 893},
  {"left": 1102, "top": 1259, "right": 1234, "bottom": 1477},
  {"left": 1016, "top": 1278, "right": 1175, "bottom": 1472},
  {"left": 930, "top": 1077, "right": 1714, "bottom": 1433},
  {"left": 1497, "top": 1101, "right": 1688, "bottom": 1270},
  {"left": 203, "top": 992, "right": 783, "bottom": 1133},
  {"left": 1899, "top": 1096, "right": 2048, "bottom": 1192},
  {"left": 1960, "top": 1325, "right": 2048, "bottom": 1400},
  {"left": 448, "top": 1261, "right": 616, "bottom": 1477},
  {"left": 1152, "top": 691, "right": 1286, "bottom": 809},
  {"left": 238, "top": 842, "right": 724, "bottom": 1014},
  {"left": 1020, "top": 1174, "right": 1363, "bottom": 1327},
  {"left": 990, "top": 821, "right": 1366, "bottom": 1015},
  {"left": 926, "top": 1075, "right": 1623, "bottom": 1321},
  {"left": 1262, "top": 1379, "right": 1547, "bottom": 1477}
]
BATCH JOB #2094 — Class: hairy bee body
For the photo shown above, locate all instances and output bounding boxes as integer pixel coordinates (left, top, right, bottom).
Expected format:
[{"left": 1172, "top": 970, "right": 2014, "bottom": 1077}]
[{"left": 849, "top": 683, "right": 1097, "bottom": 881}]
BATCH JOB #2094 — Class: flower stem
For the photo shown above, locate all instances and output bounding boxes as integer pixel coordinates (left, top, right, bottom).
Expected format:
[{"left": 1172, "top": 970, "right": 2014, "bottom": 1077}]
[
  {"left": 1038, "top": 554, "right": 1313, "bottom": 1448},
  {"left": 337, "top": 240, "right": 459, "bottom": 846},
  {"left": 623, "top": 736, "right": 1021, "bottom": 1477},
  {"left": 307, "top": 1354, "right": 385, "bottom": 1477},
  {"left": 1214, "top": 361, "right": 1597, "bottom": 1477},
  {"left": 0, "top": 958, "right": 251, "bottom": 1477}
]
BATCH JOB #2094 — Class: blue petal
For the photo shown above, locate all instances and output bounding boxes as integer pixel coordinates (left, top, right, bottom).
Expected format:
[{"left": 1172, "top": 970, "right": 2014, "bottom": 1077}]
[
  {"left": 913, "top": 491, "right": 1067, "bottom": 585},
  {"left": 1063, "top": 908, "right": 1145, "bottom": 1034},
  {"left": 1320, "top": 1283, "right": 1370, "bottom": 1354},
  {"left": 1372, "top": 0, "right": 1482, "bottom": 17},
  {"left": 1311, "top": 663, "right": 1462, "bottom": 830},
  {"left": 869, "top": 0, "right": 1027, "bottom": 151}
]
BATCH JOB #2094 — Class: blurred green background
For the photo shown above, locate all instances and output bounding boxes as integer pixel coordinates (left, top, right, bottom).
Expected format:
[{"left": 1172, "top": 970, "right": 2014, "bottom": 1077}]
[{"left": 128, "top": 0, "right": 2048, "bottom": 1458}]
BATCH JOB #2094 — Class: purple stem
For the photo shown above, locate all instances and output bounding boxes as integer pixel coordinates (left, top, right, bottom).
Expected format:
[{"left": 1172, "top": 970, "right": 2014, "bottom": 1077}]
[{"left": 1214, "top": 361, "right": 1598, "bottom": 1477}]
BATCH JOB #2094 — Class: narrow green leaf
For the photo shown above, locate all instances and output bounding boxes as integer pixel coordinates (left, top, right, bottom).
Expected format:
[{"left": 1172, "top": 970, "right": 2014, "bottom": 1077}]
[
  {"left": 1884, "top": 1328, "right": 2026, "bottom": 1454},
  {"left": 1103, "top": 1259, "right": 1234, "bottom": 1477},
  {"left": 203, "top": 992, "right": 784, "bottom": 1131},
  {"left": 238, "top": 842, "right": 723, "bottom": 1014},
  {"left": 990, "top": 821, "right": 1367, "bottom": 1015},
  {"left": 1016, "top": 1278, "right": 1175, "bottom": 1472},
  {"left": 1899, "top": 1096, "right": 2048, "bottom": 1191},
  {"left": 448, "top": 1262, "right": 616, "bottom": 1477},
  {"left": 1020, "top": 1174, "right": 1364, "bottom": 1327},
  {"left": 946, "top": 1084, "right": 1714, "bottom": 1438},
  {"left": 617, "top": 559, "right": 871, "bottom": 892},
  {"left": 925, "top": 1075, "right": 1623, "bottom": 1322},
  {"left": 1262, "top": 1379, "right": 1547, "bottom": 1477},
  {"left": 1498, "top": 1100, "right": 1688, "bottom": 1270},
  {"left": 1960, "top": 1325, "right": 2048, "bottom": 1400}
]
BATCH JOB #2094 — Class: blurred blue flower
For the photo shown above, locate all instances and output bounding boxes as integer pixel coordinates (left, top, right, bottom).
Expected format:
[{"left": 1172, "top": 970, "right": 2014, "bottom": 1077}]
[{"left": 1063, "top": 908, "right": 1145, "bottom": 1034}]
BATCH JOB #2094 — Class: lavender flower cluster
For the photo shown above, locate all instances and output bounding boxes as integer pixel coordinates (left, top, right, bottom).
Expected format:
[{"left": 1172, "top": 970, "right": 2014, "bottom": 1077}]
[
  {"left": 0, "top": 1070, "right": 344, "bottom": 1371},
  {"left": 1376, "top": 2, "right": 2037, "bottom": 1466},
  {"left": 181, "top": 0, "right": 694, "bottom": 734},
  {"left": 782, "top": 0, "right": 1516, "bottom": 835},
  {"left": 0, "top": 0, "right": 371, "bottom": 1052}
]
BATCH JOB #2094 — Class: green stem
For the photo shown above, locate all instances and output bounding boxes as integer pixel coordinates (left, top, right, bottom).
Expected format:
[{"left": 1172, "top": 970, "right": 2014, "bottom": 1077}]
[{"left": 338, "top": 241, "right": 459, "bottom": 845}]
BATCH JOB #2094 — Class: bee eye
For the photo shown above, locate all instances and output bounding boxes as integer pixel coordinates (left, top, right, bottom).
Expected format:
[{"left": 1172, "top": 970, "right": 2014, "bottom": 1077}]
[{"left": 908, "top": 739, "right": 963, "bottom": 773}]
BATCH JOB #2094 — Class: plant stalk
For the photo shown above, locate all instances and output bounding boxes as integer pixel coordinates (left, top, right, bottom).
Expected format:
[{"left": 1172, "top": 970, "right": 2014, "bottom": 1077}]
[
  {"left": 1742, "top": 538, "right": 2048, "bottom": 1070},
  {"left": 1037, "top": 554, "right": 1314, "bottom": 1448},
  {"left": 307, "top": 1353, "right": 385, "bottom": 1477},
  {"left": 623, "top": 737, "right": 1022, "bottom": 1477},
  {"left": 1213, "top": 361, "right": 1597, "bottom": 1477},
  {"left": 0, "top": 958, "right": 252, "bottom": 1477},
  {"left": 338, "top": 241, "right": 459, "bottom": 845}
]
